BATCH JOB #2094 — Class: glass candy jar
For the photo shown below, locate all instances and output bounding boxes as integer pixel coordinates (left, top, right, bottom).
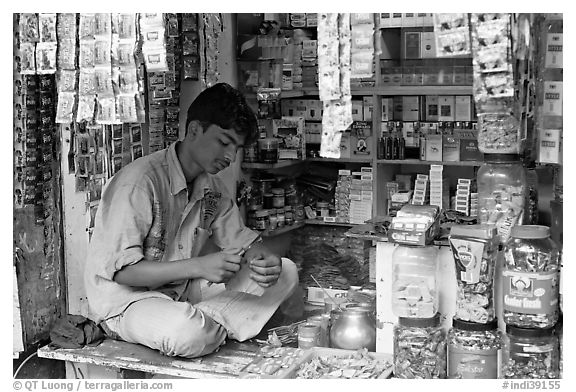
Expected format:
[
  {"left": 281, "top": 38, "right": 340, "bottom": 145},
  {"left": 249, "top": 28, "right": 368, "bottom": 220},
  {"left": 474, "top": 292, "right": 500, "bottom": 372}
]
[
  {"left": 477, "top": 154, "right": 527, "bottom": 244},
  {"left": 393, "top": 313, "right": 447, "bottom": 379},
  {"left": 392, "top": 245, "right": 439, "bottom": 318},
  {"left": 502, "top": 325, "right": 559, "bottom": 379},
  {"left": 502, "top": 225, "right": 560, "bottom": 329},
  {"left": 448, "top": 318, "right": 502, "bottom": 379},
  {"left": 449, "top": 224, "right": 498, "bottom": 323},
  {"left": 477, "top": 113, "right": 523, "bottom": 154}
]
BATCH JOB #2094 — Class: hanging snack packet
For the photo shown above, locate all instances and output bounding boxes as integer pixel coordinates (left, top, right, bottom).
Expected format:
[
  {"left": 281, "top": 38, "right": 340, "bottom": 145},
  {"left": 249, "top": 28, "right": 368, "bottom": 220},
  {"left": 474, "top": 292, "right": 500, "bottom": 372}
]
[
  {"left": 79, "top": 40, "right": 96, "bottom": 68},
  {"left": 118, "top": 67, "right": 139, "bottom": 94},
  {"left": 116, "top": 42, "right": 135, "bottom": 66},
  {"left": 57, "top": 13, "right": 77, "bottom": 41},
  {"left": 20, "top": 13, "right": 40, "bottom": 43},
  {"left": 96, "top": 96, "right": 117, "bottom": 124},
  {"left": 36, "top": 43, "right": 57, "bottom": 74},
  {"left": 76, "top": 95, "right": 96, "bottom": 123},
  {"left": 116, "top": 94, "right": 138, "bottom": 123},
  {"left": 39, "top": 13, "right": 57, "bottom": 43},
  {"left": 94, "top": 38, "right": 112, "bottom": 66},
  {"left": 58, "top": 41, "right": 77, "bottom": 70},
  {"left": 56, "top": 92, "right": 76, "bottom": 124},
  {"left": 79, "top": 14, "right": 96, "bottom": 40},
  {"left": 434, "top": 13, "right": 471, "bottom": 57},
  {"left": 94, "top": 13, "right": 111, "bottom": 37},
  {"left": 78, "top": 68, "right": 96, "bottom": 95},
  {"left": 20, "top": 43, "right": 37, "bottom": 75},
  {"left": 94, "top": 67, "right": 114, "bottom": 95}
]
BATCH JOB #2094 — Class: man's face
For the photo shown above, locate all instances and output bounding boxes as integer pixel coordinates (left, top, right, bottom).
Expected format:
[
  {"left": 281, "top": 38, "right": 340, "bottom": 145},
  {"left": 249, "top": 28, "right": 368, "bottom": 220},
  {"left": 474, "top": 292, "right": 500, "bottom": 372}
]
[{"left": 188, "top": 123, "right": 245, "bottom": 175}]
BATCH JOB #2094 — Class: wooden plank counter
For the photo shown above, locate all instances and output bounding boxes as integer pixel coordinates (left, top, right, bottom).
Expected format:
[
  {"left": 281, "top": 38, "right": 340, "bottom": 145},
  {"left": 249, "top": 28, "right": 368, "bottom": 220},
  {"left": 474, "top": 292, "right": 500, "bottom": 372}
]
[{"left": 38, "top": 339, "right": 261, "bottom": 379}]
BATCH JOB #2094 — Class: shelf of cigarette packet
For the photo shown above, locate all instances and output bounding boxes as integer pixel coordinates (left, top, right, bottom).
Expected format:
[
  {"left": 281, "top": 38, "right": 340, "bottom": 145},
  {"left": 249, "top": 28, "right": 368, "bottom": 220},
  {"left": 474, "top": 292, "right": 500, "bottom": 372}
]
[
  {"left": 259, "top": 222, "right": 306, "bottom": 237},
  {"left": 306, "top": 157, "right": 372, "bottom": 163},
  {"left": 304, "top": 219, "right": 356, "bottom": 227},
  {"left": 299, "top": 85, "right": 473, "bottom": 97},
  {"left": 241, "top": 160, "right": 305, "bottom": 170},
  {"left": 376, "top": 159, "right": 484, "bottom": 166}
]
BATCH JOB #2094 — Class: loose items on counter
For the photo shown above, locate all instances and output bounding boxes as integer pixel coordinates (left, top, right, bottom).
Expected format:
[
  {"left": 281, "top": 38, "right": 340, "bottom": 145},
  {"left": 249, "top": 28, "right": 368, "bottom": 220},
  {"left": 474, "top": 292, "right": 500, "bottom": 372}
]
[
  {"left": 448, "top": 318, "right": 501, "bottom": 379},
  {"left": 502, "top": 225, "right": 560, "bottom": 329},
  {"left": 449, "top": 224, "right": 498, "bottom": 323},
  {"left": 294, "top": 348, "right": 392, "bottom": 379},
  {"left": 388, "top": 204, "right": 440, "bottom": 246},
  {"left": 502, "top": 325, "right": 559, "bottom": 379},
  {"left": 240, "top": 346, "right": 306, "bottom": 378},
  {"left": 477, "top": 154, "right": 526, "bottom": 244},
  {"left": 393, "top": 313, "right": 447, "bottom": 379},
  {"left": 392, "top": 245, "right": 439, "bottom": 318}
]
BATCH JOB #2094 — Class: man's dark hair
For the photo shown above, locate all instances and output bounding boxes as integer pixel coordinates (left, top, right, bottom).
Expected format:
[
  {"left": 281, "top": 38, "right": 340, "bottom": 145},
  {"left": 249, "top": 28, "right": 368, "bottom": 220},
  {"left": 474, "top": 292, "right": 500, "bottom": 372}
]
[{"left": 186, "top": 83, "right": 258, "bottom": 145}]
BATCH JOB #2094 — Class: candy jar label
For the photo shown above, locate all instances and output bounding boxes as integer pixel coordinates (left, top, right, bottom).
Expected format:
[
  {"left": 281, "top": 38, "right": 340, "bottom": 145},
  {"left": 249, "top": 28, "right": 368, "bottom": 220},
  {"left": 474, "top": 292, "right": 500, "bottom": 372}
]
[
  {"left": 502, "top": 270, "right": 558, "bottom": 315},
  {"left": 448, "top": 347, "right": 499, "bottom": 379}
]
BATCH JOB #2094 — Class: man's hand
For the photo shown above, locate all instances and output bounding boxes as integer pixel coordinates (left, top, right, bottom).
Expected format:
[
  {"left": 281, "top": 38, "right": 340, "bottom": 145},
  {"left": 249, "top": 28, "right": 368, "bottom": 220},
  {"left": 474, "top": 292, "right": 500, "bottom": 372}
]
[
  {"left": 197, "top": 252, "right": 242, "bottom": 284},
  {"left": 242, "top": 242, "right": 282, "bottom": 288}
]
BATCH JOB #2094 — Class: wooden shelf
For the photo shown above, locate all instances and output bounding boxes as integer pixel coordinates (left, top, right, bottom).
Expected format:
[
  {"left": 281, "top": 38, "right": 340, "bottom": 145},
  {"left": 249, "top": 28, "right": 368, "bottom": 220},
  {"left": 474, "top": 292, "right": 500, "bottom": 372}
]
[
  {"left": 260, "top": 222, "right": 305, "bottom": 237},
  {"left": 305, "top": 219, "right": 355, "bottom": 227},
  {"left": 280, "top": 90, "right": 305, "bottom": 98},
  {"left": 376, "top": 159, "right": 483, "bottom": 167},
  {"left": 306, "top": 157, "right": 372, "bottom": 163},
  {"left": 299, "top": 86, "right": 472, "bottom": 96},
  {"left": 241, "top": 160, "right": 304, "bottom": 170}
]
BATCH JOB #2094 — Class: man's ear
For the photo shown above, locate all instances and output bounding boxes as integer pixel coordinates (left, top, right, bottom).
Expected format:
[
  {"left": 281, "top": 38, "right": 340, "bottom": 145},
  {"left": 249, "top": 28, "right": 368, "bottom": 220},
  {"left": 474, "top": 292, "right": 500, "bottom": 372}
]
[{"left": 186, "top": 120, "right": 203, "bottom": 139}]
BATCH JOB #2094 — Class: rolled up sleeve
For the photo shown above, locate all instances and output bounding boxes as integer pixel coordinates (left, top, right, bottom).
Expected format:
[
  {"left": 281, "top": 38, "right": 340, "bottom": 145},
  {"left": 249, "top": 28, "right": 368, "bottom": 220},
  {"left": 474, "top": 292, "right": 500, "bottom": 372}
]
[{"left": 92, "top": 183, "right": 153, "bottom": 280}]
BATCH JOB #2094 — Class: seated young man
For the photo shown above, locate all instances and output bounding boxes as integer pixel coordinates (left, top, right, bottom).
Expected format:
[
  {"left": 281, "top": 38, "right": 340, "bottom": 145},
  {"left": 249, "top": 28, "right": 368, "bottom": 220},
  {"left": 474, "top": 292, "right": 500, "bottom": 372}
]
[{"left": 84, "top": 83, "right": 298, "bottom": 358}]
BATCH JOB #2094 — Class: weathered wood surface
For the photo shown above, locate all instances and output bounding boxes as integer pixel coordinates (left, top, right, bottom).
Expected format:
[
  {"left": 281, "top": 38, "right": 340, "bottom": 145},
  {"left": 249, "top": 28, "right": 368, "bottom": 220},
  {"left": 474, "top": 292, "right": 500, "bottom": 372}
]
[{"left": 38, "top": 339, "right": 261, "bottom": 379}]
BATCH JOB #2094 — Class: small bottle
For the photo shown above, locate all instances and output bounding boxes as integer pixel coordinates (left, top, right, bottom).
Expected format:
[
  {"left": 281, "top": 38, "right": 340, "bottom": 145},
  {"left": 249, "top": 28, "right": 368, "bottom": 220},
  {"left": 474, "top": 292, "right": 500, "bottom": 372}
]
[
  {"left": 276, "top": 207, "right": 285, "bottom": 228},
  {"left": 255, "top": 209, "right": 269, "bottom": 231},
  {"left": 385, "top": 132, "right": 393, "bottom": 160},
  {"left": 284, "top": 205, "right": 294, "bottom": 225},
  {"left": 268, "top": 209, "right": 278, "bottom": 231},
  {"left": 378, "top": 135, "right": 385, "bottom": 159},
  {"left": 392, "top": 131, "right": 400, "bottom": 159},
  {"left": 399, "top": 134, "right": 406, "bottom": 160}
]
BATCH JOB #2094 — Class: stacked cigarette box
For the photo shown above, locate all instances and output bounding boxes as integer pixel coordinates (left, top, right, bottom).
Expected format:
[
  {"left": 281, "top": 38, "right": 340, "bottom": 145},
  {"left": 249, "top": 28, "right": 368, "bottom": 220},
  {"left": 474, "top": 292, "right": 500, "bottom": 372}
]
[
  {"left": 349, "top": 167, "right": 373, "bottom": 224},
  {"left": 429, "top": 165, "right": 449, "bottom": 209},
  {"left": 335, "top": 169, "right": 352, "bottom": 223},
  {"left": 412, "top": 174, "right": 429, "bottom": 205},
  {"left": 301, "top": 39, "right": 318, "bottom": 88},
  {"left": 455, "top": 178, "right": 472, "bottom": 215},
  {"left": 469, "top": 192, "right": 479, "bottom": 217}
]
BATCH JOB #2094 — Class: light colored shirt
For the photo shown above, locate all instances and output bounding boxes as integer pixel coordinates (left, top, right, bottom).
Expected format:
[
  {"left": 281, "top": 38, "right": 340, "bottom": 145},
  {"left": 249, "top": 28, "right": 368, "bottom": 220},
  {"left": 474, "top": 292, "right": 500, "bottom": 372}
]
[{"left": 84, "top": 142, "right": 259, "bottom": 323}]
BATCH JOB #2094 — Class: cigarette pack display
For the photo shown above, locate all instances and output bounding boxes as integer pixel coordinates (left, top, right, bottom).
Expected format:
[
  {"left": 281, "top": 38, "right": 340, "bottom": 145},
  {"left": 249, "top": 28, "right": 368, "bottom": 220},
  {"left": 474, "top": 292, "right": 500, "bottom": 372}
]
[{"left": 438, "top": 96, "right": 455, "bottom": 121}]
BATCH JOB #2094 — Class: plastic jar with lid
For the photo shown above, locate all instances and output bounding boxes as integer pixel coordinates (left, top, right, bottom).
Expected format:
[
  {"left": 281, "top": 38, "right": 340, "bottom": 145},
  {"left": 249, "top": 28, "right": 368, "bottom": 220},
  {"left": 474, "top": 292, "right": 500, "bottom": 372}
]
[
  {"left": 267, "top": 209, "right": 278, "bottom": 231},
  {"left": 393, "top": 313, "right": 447, "bottom": 379},
  {"left": 298, "top": 323, "right": 320, "bottom": 349},
  {"left": 263, "top": 193, "right": 274, "bottom": 210},
  {"left": 502, "top": 225, "right": 560, "bottom": 329},
  {"left": 258, "top": 138, "right": 279, "bottom": 163},
  {"left": 448, "top": 318, "right": 502, "bottom": 379},
  {"left": 271, "top": 188, "right": 285, "bottom": 208},
  {"left": 284, "top": 205, "right": 293, "bottom": 225},
  {"left": 392, "top": 245, "right": 439, "bottom": 318},
  {"left": 448, "top": 224, "right": 498, "bottom": 323},
  {"left": 246, "top": 204, "right": 263, "bottom": 230},
  {"left": 316, "top": 201, "right": 329, "bottom": 218},
  {"left": 477, "top": 113, "right": 523, "bottom": 154},
  {"left": 502, "top": 325, "right": 559, "bottom": 379},
  {"left": 254, "top": 209, "right": 269, "bottom": 231},
  {"left": 276, "top": 207, "right": 285, "bottom": 228},
  {"left": 477, "top": 154, "right": 527, "bottom": 244}
]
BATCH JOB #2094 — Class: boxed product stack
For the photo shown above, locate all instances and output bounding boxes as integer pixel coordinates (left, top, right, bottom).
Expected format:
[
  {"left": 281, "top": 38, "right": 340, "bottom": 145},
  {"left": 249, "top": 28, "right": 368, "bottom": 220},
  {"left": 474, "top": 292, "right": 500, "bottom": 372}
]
[
  {"left": 290, "top": 30, "right": 306, "bottom": 90},
  {"left": 429, "top": 165, "right": 449, "bottom": 210},
  {"left": 455, "top": 178, "right": 471, "bottom": 216},
  {"left": 301, "top": 39, "right": 318, "bottom": 88},
  {"left": 349, "top": 167, "right": 373, "bottom": 224},
  {"left": 469, "top": 192, "right": 478, "bottom": 217},
  {"left": 412, "top": 174, "right": 429, "bottom": 205},
  {"left": 334, "top": 169, "right": 352, "bottom": 223}
]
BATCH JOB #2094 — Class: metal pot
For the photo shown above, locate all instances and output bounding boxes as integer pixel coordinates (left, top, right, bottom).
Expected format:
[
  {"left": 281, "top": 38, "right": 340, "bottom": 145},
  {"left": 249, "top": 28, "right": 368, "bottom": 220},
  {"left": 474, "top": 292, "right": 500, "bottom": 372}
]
[{"left": 329, "top": 306, "right": 376, "bottom": 351}]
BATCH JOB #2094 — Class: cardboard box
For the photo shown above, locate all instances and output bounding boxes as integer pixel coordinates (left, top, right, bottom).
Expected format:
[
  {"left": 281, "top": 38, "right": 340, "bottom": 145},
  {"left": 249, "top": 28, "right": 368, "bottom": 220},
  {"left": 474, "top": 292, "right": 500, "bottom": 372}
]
[
  {"left": 425, "top": 95, "right": 439, "bottom": 121},
  {"left": 438, "top": 96, "right": 455, "bottom": 121},
  {"left": 457, "top": 131, "right": 484, "bottom": 161},
  {"left": 454, "top": 96, "right": 472, "bottom": 121},
  {"left": 352, "top": 100, "right": 364, "bottom": 122},
  {"left": 402, "top": 13, "right": 417, "bottom": 28},
  {"left": 426, "top": 134, "right": 443, "bottom": 161},
  {"left": 350, "top": 121, "right": 372, "bottom": 157},
  {"left": 388, "top": 211, "right": 440, "bottom": 246},
  {"left": 390, "top": 13, "right": 403, "bottom": 27},
  {"left": 403, "top": 31, "right": 421, "bottom": 59},
  {"left": 442, "top": 135, "right": 460, "bottom": 161},
  {"left": 402, "top": 96, "right": 420, "bottom": 121},
  {"left": 393, "top": 96, "right": 403, "bottom": 121},
  {"left": 538, "top": 129, "right": 561, "bottom": 164},
  {"left": 307, "top": 287, "right": 348, "bottom": 305},
  {"left": 381, "top": 98, "right": 394, "bottom": 121},
  {"left": 339, "top": 131, "right": 352, "bottom": 159},
  {"left": 363, "top": 96, "right": 374, "bottom": 121},
  {"left": 421, "top": 32, "right": 436, "bottom": 58},
  {"left": 379, "top": 13, "right": 391, "bottom": 28},
  {"left": 272, "top": 117, "right": 305, "bottom": 160}
]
